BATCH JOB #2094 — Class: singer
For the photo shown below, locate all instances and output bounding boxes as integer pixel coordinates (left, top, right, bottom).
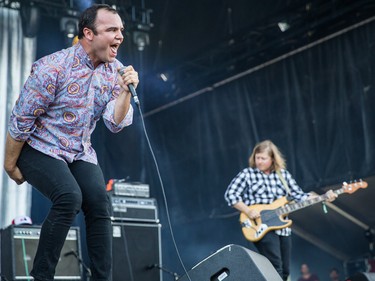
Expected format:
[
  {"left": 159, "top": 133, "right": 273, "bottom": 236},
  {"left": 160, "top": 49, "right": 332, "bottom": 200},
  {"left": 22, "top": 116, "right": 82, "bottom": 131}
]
[{"left": 3, "top": 4, "right": 138, "bottom": 281}]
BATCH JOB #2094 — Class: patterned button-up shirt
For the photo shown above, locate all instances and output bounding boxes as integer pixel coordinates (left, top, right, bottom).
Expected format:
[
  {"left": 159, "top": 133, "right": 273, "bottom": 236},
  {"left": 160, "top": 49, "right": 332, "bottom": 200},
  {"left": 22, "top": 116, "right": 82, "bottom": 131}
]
[{"left": 9, "top": 43, "right": 133, "bottom": 164}]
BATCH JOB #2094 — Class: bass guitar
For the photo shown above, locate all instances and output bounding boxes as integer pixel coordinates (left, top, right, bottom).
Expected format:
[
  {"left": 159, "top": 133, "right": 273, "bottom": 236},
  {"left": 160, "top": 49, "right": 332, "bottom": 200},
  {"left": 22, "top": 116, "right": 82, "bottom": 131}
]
[{"left": 239, "top": 180, "right": 368, "bottom": 242}]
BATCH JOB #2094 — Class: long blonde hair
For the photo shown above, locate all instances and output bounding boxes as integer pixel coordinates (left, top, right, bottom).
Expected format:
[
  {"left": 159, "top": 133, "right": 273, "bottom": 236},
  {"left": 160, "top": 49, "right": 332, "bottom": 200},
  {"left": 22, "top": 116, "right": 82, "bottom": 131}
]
[{"left": 248, "top": 140, "right": 286, "bottom": 171}]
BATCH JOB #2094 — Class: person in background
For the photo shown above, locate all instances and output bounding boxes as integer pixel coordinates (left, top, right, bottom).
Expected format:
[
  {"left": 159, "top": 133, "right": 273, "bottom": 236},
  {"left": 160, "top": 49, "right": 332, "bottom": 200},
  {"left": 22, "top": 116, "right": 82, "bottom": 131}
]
[
  {"left": 329, "top": 268, "right": 342, "bottom": 281},
  {"left": 224, "top": 140, "right": 336, "bottom": 281},
  {"left": 3, "top": 4, "right": 138, "bottom": 281},
  {"left": 297, "top": 263, "right": 320, "bottom": 281}
]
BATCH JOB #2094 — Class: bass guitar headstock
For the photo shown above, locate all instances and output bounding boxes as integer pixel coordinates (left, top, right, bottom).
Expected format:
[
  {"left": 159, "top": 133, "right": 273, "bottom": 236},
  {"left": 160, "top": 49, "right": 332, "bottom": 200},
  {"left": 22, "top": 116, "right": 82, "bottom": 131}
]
[{"left": 342, "top": 180, "right": 368, "bottom": 194}]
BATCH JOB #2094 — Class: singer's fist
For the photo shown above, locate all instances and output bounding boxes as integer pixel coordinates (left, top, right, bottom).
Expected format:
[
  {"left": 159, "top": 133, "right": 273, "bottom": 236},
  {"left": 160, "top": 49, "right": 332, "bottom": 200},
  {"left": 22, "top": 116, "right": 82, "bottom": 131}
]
[{"left": 117, "top": 65, "right": 139, "bottom": 93}]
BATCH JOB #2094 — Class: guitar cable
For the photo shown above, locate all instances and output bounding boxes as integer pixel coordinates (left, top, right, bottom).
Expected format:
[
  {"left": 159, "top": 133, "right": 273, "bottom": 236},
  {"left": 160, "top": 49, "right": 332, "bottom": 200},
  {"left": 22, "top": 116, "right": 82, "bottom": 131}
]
[{"left": 21, "top": 238, "right": 31, "bottom": 281}]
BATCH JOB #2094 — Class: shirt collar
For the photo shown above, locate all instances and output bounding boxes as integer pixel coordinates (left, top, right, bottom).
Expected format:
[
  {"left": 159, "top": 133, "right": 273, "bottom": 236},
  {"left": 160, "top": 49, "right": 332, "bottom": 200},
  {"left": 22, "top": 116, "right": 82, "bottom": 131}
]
[
  {"left": 254, "top": 167, "right": 276, "bottom": 175},
  {"left": 74, "top": 42, "right": 110, "bottom": 70}
]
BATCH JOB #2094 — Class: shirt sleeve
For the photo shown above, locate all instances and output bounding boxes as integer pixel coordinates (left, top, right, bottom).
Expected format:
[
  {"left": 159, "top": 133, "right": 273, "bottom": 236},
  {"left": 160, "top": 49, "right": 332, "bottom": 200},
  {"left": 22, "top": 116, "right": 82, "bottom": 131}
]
[
  {"left": 102, "top": 99, "right": 134, "bottom": 132},
  {"left": 102, "top": 81, "right": 134, "bottom": 133},
  {"left": 284, "top": 170, "right": 310, "bottom": 202},
  {"left": 224, "top": 168, "right": 249, "bottom": 206},
  {"left": 8, "top": 58, "right": 57, "bottom": 141}
]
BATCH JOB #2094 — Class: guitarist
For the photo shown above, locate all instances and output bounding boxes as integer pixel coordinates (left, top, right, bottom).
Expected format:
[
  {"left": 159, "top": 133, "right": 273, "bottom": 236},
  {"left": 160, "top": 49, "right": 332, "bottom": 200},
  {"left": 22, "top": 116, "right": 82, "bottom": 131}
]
[{"left": 224, "top": 140, "right": 336, "bottom": 281}]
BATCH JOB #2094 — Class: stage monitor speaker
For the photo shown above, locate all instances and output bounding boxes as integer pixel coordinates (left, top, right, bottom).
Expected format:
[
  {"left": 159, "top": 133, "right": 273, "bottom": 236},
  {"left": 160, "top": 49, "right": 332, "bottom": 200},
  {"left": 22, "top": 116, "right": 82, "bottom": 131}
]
[
  {"left": 346, "top": 272, "right": 375, "bottom": 281},
  {"left": 177, "top": 244, "right": 282, "bottom": 281},
  {"left": 1, "top": 225, "right": 82, "bottom": 280},
  {"left": 112, "top": 222, "right": 162, "bottom": 281}
]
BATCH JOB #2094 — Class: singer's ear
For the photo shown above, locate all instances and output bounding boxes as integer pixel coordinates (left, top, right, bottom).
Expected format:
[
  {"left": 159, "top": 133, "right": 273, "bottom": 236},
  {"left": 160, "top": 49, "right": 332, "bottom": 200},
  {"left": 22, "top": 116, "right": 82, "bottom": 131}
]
[{"left": 83, "top": 27, "right": 94, "bottom": 40}]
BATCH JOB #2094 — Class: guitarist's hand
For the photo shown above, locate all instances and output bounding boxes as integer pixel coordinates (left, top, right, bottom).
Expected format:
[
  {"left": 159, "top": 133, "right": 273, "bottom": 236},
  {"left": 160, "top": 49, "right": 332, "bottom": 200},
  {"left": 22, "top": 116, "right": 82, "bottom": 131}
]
[
  {"left": 234, "top": 202, "right": 261, "bottom": 219},
  {"left": 247, "top": 209, "right": 260, "bottom": 219},
  {"left": 325, "top": 189, "right": 337, "bottom": 202}
]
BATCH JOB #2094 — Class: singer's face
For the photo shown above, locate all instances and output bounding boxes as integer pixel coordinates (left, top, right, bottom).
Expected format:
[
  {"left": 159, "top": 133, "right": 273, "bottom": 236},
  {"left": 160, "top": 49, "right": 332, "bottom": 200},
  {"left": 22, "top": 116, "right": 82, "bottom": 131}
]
[{"left": 90, "top": 9, "right": 124, "bottom": 66}]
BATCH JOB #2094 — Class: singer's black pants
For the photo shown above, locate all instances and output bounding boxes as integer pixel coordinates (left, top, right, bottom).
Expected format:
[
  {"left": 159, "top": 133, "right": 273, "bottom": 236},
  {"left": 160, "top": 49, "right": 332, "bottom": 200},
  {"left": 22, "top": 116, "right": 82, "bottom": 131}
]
[{"left": 17, "top": 143, "right": 112, "bottom": 281}]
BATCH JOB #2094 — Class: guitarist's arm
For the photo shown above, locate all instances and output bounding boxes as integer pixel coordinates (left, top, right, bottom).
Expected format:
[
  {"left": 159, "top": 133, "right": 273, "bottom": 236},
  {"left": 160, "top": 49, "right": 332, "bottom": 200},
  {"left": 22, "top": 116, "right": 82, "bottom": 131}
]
[
  {"left": 284, "top": 171, "right": 337, "bottom": 202},
  {"left": 233, "top": 202, "right": 260, "bottom": 219},
  {"left": 309, "top": 190, "right": 337, "bottom": 202}
]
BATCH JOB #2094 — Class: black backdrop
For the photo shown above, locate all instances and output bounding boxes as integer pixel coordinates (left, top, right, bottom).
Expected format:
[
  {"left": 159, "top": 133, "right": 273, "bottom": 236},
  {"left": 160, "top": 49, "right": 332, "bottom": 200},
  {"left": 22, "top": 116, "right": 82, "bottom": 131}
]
[{"left": 31, "top": 16, "right": 375, "bottom": 281}]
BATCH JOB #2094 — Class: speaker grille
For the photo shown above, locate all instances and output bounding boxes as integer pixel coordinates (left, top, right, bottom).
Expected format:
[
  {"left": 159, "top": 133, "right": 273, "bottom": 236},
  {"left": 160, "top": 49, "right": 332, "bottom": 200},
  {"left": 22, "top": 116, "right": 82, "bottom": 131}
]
[
  {"left": 1, "top": 225, "right": 82, "bottom": 280},
  {"left": 112, "top": 222, "right": 162, "bottom": 281}
]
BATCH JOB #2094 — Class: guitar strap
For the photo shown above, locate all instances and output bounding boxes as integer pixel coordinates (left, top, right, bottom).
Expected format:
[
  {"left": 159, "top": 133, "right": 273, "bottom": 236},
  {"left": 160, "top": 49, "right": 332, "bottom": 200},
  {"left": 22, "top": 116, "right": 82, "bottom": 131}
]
[{"left": 276, "top": 170, "right": 292, "bottom": 197}]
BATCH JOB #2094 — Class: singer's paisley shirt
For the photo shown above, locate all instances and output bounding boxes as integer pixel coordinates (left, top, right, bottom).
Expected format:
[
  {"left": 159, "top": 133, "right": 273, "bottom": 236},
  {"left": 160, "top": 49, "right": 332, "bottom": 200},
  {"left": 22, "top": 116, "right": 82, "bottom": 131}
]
[
  {"left": 224, "top": 168, "right": 309, "bottom": 236},
  {"left": 9, "top": 43, "right": 133, "bottom": 164}
]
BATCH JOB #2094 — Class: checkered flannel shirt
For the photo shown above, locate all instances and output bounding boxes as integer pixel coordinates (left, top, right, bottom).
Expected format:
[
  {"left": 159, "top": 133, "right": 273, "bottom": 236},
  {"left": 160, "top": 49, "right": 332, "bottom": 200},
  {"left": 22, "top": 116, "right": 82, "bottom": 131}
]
[{"left": 224, "top": 167, "right": 310, "bottom": 236}]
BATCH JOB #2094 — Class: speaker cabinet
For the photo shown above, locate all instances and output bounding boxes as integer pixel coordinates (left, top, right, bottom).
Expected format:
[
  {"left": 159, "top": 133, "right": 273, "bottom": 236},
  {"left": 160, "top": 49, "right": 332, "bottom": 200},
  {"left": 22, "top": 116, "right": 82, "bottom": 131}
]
[
  {"left": 345, "top": 259, "right": 375, "bottom": 278},
  {"left": 177, "top": 244, "right": 282, "bottom": 281},
  {"left": 112, "top": 222, "right": 162, "bottom": 281},
  {"left": 1, "top": 225, "right": 82, "bottom": 280},
  {"left": 346, "top": 273, "right": 375, "bottom": 281}
]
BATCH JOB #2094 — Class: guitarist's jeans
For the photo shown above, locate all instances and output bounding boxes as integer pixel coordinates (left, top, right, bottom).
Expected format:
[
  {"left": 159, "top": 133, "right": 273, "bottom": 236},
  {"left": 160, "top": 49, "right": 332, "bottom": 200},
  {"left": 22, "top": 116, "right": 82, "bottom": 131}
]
[{"left": 254, "top": 231, "right": 291, "bottom": 281}]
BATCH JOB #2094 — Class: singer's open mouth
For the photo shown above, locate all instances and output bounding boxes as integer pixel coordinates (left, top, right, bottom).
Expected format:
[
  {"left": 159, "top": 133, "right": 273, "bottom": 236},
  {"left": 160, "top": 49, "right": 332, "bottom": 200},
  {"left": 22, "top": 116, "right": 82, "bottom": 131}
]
[{"left": 110, "top": 44, "right": 119, "bottom": 55}]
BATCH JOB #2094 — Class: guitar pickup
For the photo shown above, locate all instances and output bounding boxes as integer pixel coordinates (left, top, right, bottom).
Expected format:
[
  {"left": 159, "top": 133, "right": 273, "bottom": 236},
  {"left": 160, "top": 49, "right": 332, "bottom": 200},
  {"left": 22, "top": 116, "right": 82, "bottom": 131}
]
[{"left": 241, "top": 219, "right": 252, "bottom": 228}]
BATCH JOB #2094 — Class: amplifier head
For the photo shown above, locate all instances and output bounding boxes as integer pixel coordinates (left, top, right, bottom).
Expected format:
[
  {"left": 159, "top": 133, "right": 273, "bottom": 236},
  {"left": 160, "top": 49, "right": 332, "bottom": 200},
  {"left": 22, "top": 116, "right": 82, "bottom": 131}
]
[
  {"left": 110, "top": 196, "right": 159, "bottom": 223},
  {"left": 107, "top": 180, "right": 150, "bottom": 198}
]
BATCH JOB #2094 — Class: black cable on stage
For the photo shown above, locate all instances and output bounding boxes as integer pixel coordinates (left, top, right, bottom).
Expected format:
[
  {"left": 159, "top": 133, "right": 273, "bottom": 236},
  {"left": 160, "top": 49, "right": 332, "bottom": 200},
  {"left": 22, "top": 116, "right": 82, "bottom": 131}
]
[
  {"left": 0, "top": 274, "right": 10, "bottom": 281},
  {"left": 133, "top": 98, "right": 193, "bottom": 281}
]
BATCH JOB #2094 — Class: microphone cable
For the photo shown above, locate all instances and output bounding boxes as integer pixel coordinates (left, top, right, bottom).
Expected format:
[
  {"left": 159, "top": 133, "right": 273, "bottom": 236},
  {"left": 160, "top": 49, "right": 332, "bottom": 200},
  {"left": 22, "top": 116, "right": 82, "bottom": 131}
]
[{"left": 133, "top": 96, "right": 193, "bottom": 281}]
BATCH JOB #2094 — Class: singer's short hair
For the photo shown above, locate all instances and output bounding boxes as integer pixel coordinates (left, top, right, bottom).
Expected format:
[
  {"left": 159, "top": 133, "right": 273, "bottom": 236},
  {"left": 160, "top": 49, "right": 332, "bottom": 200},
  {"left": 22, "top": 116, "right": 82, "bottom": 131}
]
[
  {"left": 78, "top": 4, "right": 119, "bottom": 39},
  {"left": 248, "top": 140, "right": 286, "bottom": 171}
]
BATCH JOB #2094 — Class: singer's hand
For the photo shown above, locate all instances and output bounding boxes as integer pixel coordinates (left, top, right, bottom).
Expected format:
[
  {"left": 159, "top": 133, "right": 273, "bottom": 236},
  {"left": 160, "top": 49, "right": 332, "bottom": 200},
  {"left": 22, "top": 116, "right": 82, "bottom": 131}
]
[
  {"left": 117, "top": 65, "right": 139, "bottom": 94},
  {"left": 4, "top": 165, "right": 25, "bottom": 185}
]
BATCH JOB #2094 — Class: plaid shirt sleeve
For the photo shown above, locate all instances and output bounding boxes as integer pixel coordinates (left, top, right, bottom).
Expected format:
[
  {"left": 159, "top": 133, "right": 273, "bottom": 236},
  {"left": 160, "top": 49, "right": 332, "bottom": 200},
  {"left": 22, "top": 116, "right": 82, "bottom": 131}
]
[
  {"left": 282, "top": 170, "right": 310, "bottom": 202},
  {"left": 224, "top": 168, "right": 250, "bottom": 206}
]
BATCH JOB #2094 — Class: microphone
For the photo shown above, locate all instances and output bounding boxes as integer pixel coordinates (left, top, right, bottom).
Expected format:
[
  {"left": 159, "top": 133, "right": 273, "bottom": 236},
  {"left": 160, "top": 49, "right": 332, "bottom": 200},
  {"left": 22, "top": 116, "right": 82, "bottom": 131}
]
[
  {"left": 64, "top": 250, "right": 92, "bottom": 280},
  {"left": 118, "top": 66, "right": 140, "bottom": 105},
  {"left": 148, "top": 263, "right": 180, "bottom": 280},
  {"left": 146, "top": 264, "right": 158, "bottom": 269}
]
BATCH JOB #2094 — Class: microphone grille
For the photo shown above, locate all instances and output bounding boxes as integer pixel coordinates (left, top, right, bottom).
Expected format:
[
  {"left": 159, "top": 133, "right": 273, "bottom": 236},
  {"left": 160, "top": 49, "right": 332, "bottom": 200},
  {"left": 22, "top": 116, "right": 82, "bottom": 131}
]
[{"left": 118, "top": 66, "right": 126, "bottom": 76}]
